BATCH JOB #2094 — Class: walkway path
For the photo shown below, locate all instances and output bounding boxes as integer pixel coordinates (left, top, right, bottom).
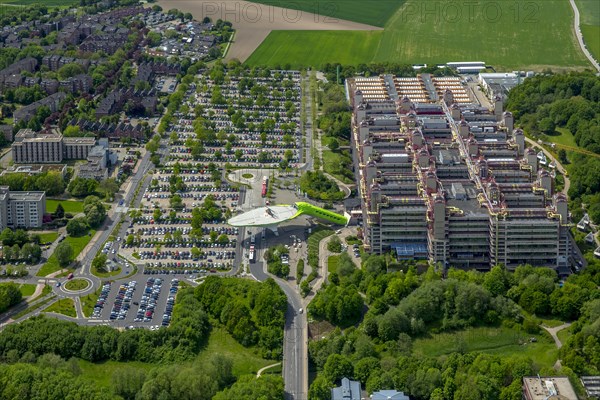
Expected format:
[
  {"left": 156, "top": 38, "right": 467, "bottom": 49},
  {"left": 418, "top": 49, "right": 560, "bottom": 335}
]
[
  {"left": 74, "top": 297, "right": 84, "bottom": 319},
  {"left": 524, "top": 137, "right": 570, "bottom": 195},
  {"left": 569, "top": 0, "right": 600, "bottom": 73},
  {"left": 256, "top": 362, "right": 281, "bottom": 378},
  {"left": 542, "top": 322, "right": 572, "bottom": 349},
  {"left": 27, "top": 283, "right": 44, "bottom": 301}
]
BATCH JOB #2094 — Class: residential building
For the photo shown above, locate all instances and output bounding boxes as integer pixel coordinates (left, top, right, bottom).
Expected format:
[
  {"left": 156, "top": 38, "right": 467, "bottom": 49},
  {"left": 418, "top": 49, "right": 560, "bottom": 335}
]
[
  {"left": 64, "top": 137, "right": 96, "bottom": 159},
  {"left": 12, "top": 129, "right": 97, "bottom": 163},
  {"left": 13, "top": 92, "right": 66, "bottom": 123},
  {"left": 0, "top": 186, "right": 46, "bottom": 230},
  {"left": 350, "top": 75, "right": 570, "bottom": 273},
  {"left": 331, "top": 378, "right": 361, "bottom": 400},
  {"left": 522, "top": 376, "right": 577, "bottom": 400},
  {"left": 12, "top": 129, "right": 64, "bottom": 163}
]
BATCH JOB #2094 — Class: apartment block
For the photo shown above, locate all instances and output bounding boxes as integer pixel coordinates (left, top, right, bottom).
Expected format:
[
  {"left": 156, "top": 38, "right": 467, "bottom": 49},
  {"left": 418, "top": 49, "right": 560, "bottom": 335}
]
[
  {"left": 12, "top": 130, "right": 96, "bottom": 164},
  {"left": 0, "top": 186, "right": 46, "bottom": 230},
  {"left": 350, "top": 74, "right": 571, "bottom": 273}
]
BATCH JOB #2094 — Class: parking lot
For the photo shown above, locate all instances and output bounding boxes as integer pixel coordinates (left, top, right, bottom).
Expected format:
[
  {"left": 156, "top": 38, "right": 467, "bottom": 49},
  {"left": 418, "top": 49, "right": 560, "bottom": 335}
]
[
  {"left": 91, "top": 277, "right": 179, "bottom": 329},
  {"left": 81, "top": 67, "right": 306, "bottom": 329}
]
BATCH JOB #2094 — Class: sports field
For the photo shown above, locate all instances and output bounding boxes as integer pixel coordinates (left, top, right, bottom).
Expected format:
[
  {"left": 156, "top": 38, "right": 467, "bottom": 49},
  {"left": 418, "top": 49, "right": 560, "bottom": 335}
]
[
  {"left": 250, "top": 0, "right": 403, "bottom": 27},
  {"left": 247, "top": 0, "right": 590, "bottom": 71}
]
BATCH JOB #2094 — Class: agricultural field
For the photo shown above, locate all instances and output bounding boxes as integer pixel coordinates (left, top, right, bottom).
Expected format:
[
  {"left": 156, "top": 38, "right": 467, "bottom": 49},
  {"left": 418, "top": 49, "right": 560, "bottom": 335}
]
[
  {"left": 581, "top": 25, "right": 600, "bottom": 61},
  {"left": 250, "top": 0, "right": 404, "bottom": 27},
  {"left": 0, "top": 0, "right": 78, "bottom": 6},
  {"left": 247, "top": 0, "right": 590, "bottom": 71},
  {"left": 246, "top": 31, "right": 382, "bottom": 67}
]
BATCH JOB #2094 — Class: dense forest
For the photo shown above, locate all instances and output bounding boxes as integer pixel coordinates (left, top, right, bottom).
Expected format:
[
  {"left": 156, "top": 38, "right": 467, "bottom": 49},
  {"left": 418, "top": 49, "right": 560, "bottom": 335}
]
[
  {"left": 505, "top": 72, "right": 600, "bottom": 224},
  {"left": 0, "top": 279, "right": 286, "bottom": 399},
  {"left": 506, "top": 72, "right": 600, "bottom": 154},
  {"left": 307, "top": 254, "right": 600, "bottom": 399}
]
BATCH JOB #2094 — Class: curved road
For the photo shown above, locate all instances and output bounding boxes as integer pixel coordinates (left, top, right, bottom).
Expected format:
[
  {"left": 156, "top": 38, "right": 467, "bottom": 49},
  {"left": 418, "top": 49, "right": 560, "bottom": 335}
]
[
  {"left": 524, "top": 137, "right": 570, "bottom": 195},
  {"left": 569, "top": 0, "right": 600, "bottom": 72}
]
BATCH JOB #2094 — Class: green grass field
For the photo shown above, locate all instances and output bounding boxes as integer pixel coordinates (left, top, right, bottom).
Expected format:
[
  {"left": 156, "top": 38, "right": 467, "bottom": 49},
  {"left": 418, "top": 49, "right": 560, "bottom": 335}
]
[
  {"left": 36, "top": 230, "right": 96, "bottom": 277},
  {"left": 250, "top": 0, "right": 404, "bottom": 27},
  {"left": 581, "top": 25, "right": 600, "bottom": 61},
  {"left": 46, "top": 199, "right": 84, "bottom": 214},
  {"left": 246, "top": 31, "right": 382, "bottom": 67},
  {"left": 327, "top": 255, "right": 339, "bottom": 274},
  {"left": 78, "top": 359, "right": 155, "bottom": 389},
  {"left": 64, "top": 279, "right": 89, "bottom": 291},
  {"left": 543, "top": 128, "right": 578, "bottom": 148},
  {"left": 80, "top": 288, "right": 100, "bottom": 318},
  {"left": 38, "top": 232, "right": 59, "bottom": 244},
  {"left": 247, "top": 0, "right": 589, "bottom": 71},
  {"left": 196, "top": 327, "right": 273, "bottom": 377},
  {"left": 576, "top": 0, "right": 600, "bottom": 25},
  {"left": 44, "top": 298, "right": 76, "bottom": 318},
  {"left": 18, "top": 283, "right": 36, "bottom": 297},
  {"left": 413, "top": 326, "right": 558, "bottom": 368}
]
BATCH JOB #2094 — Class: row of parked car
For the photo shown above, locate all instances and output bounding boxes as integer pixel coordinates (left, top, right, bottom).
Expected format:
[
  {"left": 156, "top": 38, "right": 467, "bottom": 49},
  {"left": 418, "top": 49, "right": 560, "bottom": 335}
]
[
  {"left": 134, "top": 278, "right": 162, "bottom": 322},
  {"left": 92, "top": 283, "right": 111, "bottom": 318},
  {"left": 110, "top": 281, "right": 137, "bottom": 321}
]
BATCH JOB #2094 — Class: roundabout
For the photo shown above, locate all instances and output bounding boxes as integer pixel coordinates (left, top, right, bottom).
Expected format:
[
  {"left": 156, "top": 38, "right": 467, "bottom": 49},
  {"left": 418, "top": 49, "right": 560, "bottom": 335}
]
[{"left": 61, "top": 277, "right": 94, "bottom": 294}]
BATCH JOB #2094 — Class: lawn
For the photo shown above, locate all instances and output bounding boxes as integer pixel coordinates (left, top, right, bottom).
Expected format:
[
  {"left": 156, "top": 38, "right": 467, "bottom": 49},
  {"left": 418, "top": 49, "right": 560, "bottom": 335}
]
[
  {"left": 36, "top": 230, "right": 96, "bottom": 277},
  {"left": 64, "top": 279, "right": 89, "bottom": 291},
  {"left": 328, "top": 255, "right": 339, "bottom": 274},
  {"left": 542, "top": 127, "right": 578, "bottom": 148},
  {"left": 322, "top": 150, "right": 354, "bottom": 184},
  {"left": 46, "top": 199, "right": 84, "bottom": 214},
  {"left": 80, "top": 288, "right": 100, "bottom": 318},
  {"left": 245, "top": 31, "right": 382, "bottom": 68},
  {"left": 250, "top": 0, "right": 404, "bottom": 27},
  {"left": 78, "top": 359, "right": 155, "bottom": 389},
  {"left": 44, "top": 298, "right": 76, "bottom": 318},
  {"left": 247, "top": 0, "right": 589, "bottom": 71},
  {"left": 38, "top": 232, "right": 59, "bottom": 244},
  {"left": 18, "top": 283, "right": 36, "bottom": 297},
  {"left": 413, "top": 326, "right": 558, "bottom": 369},
  {"left": 196, "top": 327, "right": 273, "bottom": 377}
]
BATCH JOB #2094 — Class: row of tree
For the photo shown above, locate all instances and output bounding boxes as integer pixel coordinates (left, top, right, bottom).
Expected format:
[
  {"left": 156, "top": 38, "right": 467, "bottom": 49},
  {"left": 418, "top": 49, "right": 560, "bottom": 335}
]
[{"left": 0, "top": 171, "right": 65, "bottom": 197}]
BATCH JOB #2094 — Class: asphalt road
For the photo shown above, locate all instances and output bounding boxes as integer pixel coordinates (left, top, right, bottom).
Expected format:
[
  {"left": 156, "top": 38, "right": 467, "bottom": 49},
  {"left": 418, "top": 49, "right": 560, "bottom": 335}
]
[{"left": 569, "top": 0, "right": 600, "bottom": 73}]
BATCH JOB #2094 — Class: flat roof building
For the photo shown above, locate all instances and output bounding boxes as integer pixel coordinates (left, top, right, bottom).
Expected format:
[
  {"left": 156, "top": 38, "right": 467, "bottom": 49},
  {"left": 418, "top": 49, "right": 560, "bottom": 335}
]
[
  {"left": 350, "top": 75, "right": 570, "bottom": 273},
  {"left": 522, "top": 376, "right": 577, "bottom": 400},
  {"left": 0, "top": 186, "right": 46, "bottom": 230},
  {"left": 12, "top": 129, "right": 97, "bottom": 164}
]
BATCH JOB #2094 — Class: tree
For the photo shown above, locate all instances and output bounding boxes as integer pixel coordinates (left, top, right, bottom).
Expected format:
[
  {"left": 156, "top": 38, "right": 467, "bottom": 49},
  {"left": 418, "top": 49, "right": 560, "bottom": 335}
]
[
  {"left": 323, "top": 354, "right": 353, "bottom": 384},
  {"left": 67, "top": 217, "right": 89, "bottom": 236},
  {"left": 328, "top": 138, "right": 340, "bottom": 151},
  {"left": 55, "top": 241, "right": 74, "bottom": 267},
  {"left": 92, "top": 253, "right": 107, "bottom": 273},
  {"left": 111, "top": 368, "right": 146, "bottom": 400},
  {"left": 327, "top": 236, "right": 342, "bottom": 253},
  {"left": 54, "top": 203, "right": 65, "bottom": 219},
  {"left": 20, "top": 243, "right": 41, "bottom": 263},
  {"left": 1, "top": 228, "right": 14, "bottom": 246},
  {"left": 0, "top": 282, "right": 23, "bottom": 313}
]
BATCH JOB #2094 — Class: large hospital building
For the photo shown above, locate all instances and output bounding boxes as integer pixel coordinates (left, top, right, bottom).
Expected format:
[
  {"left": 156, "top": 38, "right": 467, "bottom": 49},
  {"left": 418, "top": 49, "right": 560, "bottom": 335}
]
[{"left": 349, "top": 74, "right": 571, "bottom": 273}]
